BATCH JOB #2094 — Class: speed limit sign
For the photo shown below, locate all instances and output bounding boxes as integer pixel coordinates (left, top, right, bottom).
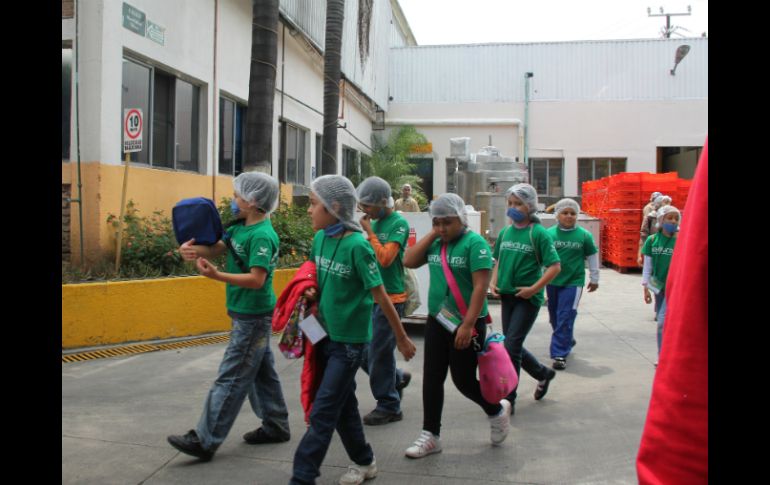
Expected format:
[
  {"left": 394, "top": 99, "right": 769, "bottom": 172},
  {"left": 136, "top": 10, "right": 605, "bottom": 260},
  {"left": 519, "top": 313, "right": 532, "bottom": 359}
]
[{"left": 123, "top": 108, "right": 143, "bottom": 153}]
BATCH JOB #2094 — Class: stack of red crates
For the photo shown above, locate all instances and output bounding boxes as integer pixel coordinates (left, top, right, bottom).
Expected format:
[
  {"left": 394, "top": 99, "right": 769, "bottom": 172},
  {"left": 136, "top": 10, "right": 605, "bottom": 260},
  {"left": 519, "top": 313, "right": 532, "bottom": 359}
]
[{"left": 582, "top": 171, "right": 690, "bottom": 270}]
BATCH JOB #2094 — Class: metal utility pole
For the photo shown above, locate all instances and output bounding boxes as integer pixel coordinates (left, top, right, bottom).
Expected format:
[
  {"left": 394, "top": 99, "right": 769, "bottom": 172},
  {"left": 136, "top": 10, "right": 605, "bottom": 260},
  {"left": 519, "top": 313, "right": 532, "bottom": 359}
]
[{"left": 647, "top": 5, "right": 691, "bottom": 38}]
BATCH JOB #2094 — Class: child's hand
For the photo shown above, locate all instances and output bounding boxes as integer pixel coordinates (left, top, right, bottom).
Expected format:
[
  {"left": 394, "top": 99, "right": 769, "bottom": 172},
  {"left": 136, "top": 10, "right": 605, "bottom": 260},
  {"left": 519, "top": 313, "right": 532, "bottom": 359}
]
[
  {"left": 397, "top": 335, "right": 416, "bottom": 361},
  {"left": 454, "top": 325, "right": 474, "bottom": 350},
  {"left": 196, "top": 257, "right": 218, "bottom": 279},
  {"left": 359, "top": 214, "right": 372, "bottom": 234},
  {"left": 303, "top": 287, "right": 318, "bottom": 301},
  {"left": 489, "top": 282, "right": 500, "bottom": 298},
  {"left": 586, "top": 282, "right": 599, "bottom": 292},
  {"left": 179, "top": 238, "right": 198, "bottom": 261},
  {"left": 643, "top": 287, "right": 652, "bottom": 304},
  {"left": 515, "top": 286, "right": 536, "bottom": 299}
]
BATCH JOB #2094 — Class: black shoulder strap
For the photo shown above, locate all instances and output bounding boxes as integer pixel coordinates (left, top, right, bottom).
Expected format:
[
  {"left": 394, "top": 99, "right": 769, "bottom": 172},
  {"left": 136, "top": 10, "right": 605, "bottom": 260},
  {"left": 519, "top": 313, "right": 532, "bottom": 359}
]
[
  {"left": 529, "top": 223, "right": 542, "bottom": 266},
  {"left": 223, "top": 221, "right": 249, "bottom": 273}
]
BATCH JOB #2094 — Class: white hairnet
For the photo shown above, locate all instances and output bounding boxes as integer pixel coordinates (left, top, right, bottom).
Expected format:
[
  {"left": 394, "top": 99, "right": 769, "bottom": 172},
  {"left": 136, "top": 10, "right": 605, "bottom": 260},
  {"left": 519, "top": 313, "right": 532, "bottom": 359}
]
[
  {"left": 233, "top": 172, "right": 280, "bottom": 214},
  {"left": 505, "top": 183, "right": 539, "bottom": 213},
  {"left": 402, "top": 183, "right": 412, "bottom": 190},
  {"left": 653, "top": 195, "right": 672, "bottom": 209},
  {"left": 311, "top": 175, "right": 362, "bottom": 232},
  {"left": 650, "top": 191, "right": 662, "bottom": 202},
  {"left": 357, "top": 176, "right": 395, "bottom": 208},
  {"left": 429, "top": 193, "right": 468, "bottom": 226},
  {"left": 555, "top": 198, "right": 580, "bottom": 215},
  {"left": 657, "top": 205, "right": 681, "bottom": 223}
]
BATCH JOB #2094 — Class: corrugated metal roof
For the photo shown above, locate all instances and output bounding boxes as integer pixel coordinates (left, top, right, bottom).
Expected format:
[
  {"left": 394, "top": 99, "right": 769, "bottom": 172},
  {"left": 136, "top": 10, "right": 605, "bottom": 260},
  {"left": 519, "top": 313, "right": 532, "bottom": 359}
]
[
  {"left": 280, "top": 0, "right": 391, "bottom": 108},
  {"left": 389, "top": 38, "right": 708, "bottom": 103}
]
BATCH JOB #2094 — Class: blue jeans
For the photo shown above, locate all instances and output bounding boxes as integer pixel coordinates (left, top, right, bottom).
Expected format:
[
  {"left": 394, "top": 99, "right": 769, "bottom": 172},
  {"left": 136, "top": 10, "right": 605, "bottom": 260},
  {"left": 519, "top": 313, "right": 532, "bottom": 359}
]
[
  {"left": 195, "top": 312, "right": 289, "bottom": 451},
  {"left": 500, "top": 294, "right": 551, "bottom": 405},
  {"left": 291, "top": 339, "right": 373, "bottom": 485},
  {"left": 360, "top": 302, "right": 406, "bottom": 414},
  {"left": 656, "top": 292, "right": 667, "bottom": 355},
  {"left": 546, "top": 285, "right": 582, "bottom": 359}
]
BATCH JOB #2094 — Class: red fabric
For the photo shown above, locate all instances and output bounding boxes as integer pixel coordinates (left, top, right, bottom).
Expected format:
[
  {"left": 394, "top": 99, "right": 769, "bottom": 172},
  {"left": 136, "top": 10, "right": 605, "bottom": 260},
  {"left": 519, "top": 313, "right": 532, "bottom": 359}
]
[
  {"left": 272, "top": 261, "right": 318, "bottom": 333},
  {"left": 271, "top": 261, "right": 322, "bottom": 424},
  {"left": 637, "top": 138, "right": 708, "bottom": 484}
]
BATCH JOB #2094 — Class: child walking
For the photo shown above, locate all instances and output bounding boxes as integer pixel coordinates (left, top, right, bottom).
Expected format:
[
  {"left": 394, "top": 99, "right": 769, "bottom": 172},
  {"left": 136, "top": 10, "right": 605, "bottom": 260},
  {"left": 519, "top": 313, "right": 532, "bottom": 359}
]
[
  {"left": 545, "top": 198, "right": 600, "bottom": 371},
  {"left": 490, "top": 184, "right": 561, "bottom": 415},
  {"left": 167, "top": 172, "right": 290, "bottom": 461},
  {"left": 641, "top": 204, "right": 681, "bottom": 359},
  {"left": 356, "top": 176, "right": 413, "bottom": 426},
  {"left": 402, "top": 193, "right": 511, "bottom": 459},
  {"left": 290, "top": 175, "right": 416, "bottom": 485}
]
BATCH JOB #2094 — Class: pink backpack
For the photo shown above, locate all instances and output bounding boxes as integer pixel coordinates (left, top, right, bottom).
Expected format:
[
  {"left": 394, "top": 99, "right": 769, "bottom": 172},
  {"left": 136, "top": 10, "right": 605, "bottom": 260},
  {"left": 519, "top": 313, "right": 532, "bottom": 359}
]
[{"left": 440, "top": 243, "right": 518, "bottom": 404}]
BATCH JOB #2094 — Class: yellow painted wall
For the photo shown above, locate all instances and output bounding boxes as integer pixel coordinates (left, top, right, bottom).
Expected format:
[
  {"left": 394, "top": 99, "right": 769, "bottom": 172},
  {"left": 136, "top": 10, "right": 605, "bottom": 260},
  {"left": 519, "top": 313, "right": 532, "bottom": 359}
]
[
  {"left": 62, "top": 161, "right": 235, "bottom": 266},
  {"left": 62, "top": 268, "right": 299, "bottom": 349}
]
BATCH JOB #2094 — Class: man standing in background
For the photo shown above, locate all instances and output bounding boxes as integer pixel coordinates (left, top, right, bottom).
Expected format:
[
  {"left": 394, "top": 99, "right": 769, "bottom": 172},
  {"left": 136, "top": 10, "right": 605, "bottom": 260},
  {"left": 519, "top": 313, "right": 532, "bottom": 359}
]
[{"left": 394, "top": 184, "right": 420, "bottom": 212}]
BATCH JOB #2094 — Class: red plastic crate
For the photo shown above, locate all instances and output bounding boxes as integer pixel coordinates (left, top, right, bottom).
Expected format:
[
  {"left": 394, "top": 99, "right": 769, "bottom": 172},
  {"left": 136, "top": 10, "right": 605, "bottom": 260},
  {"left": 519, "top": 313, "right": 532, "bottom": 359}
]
[
  {"left": 641, "top": 172, "right": 678, "bottom": 193},
  {"left": 608, "top": 172, "right": 643, "bottom": 188}
]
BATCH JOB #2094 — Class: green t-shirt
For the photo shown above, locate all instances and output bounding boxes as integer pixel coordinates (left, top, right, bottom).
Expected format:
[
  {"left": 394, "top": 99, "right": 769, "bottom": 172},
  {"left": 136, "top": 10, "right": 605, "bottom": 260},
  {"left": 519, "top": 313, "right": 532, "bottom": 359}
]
[
  {"left": 312, "top": 230, "right": 384, "bottom": 343},
  {"left": 493, "top": 223, "right": 560, "bottom": 307},
  {"left": 426, "top": 230, "right": 493, "bottom": 318},
  {"left": 642, "top": 232, "right": 677, "bottom": 292},
  {"left": 371, "top": 212, "right": 409, "bottom": 294},
  {"left": 225, "top": 219, "right": 279, "bottom": 315},
  {"left": 547, "top": 225, "right": 598, "bottom": 287}
]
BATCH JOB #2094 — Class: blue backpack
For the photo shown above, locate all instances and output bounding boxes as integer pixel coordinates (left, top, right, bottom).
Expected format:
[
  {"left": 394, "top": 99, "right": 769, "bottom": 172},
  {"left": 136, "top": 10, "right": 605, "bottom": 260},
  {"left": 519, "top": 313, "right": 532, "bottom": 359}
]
[{"left": 172, "top": 197, "right": 223, "bottom": 246}]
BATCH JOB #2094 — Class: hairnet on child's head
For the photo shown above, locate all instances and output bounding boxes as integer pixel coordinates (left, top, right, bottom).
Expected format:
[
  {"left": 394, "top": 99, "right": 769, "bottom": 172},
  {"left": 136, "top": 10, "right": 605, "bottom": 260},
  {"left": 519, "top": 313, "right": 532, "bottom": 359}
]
[
  {"left": 650, "top": 191, "right": 662, "bottom": 202},
  {"left": 653, "top": 195, "right": 672, "bottom": 209},
  {"left": 505, "top": 183, "right": 539, "bottom": 213},
  {"left": 357, "top": 176, "right": 394, "bottom": 208},
  {"left": 233, "top": 172, "right": 280, "bottom": 214},
  {"left": 555, "top": 198, "right": 580, "bottom": 215},
  {"left": 311, "top": 175, "right": 362, "bottom": 232},
  {"left": 429, "top": 193, "right": 468, "bottom": 226},
  {"left": 657, "top": 205, "right": 681, "bottom": 223}
]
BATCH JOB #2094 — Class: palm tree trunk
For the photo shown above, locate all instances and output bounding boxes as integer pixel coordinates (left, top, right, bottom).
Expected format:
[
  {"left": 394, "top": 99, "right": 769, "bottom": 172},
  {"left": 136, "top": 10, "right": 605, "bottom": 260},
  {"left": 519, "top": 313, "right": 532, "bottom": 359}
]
[
  {"left": 245, "top": 0, "right": 279, "bottom": 173},
  {"left": 322, "top": 0, "right": 345, "bottom": 176}
]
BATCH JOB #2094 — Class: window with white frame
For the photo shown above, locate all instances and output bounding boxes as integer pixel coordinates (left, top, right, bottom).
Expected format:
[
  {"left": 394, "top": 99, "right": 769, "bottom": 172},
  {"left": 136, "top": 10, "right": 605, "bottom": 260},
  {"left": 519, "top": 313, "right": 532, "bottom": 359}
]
[
  {"left": 279, "top": 121, "right": 307, "bottom": 185},
  {"left": 62, "top": 47, "right": 72, "bottom": 160},
  {"left": 121, "top": 58, "right": 201, "bottom": 171},
  {"left": 219, "top": 96, "right": 246, "bottom": 176},
  {"left": 577, "top": 158, "right": 627, "bottom": 194},
  {"left": 530, "top": 158, "right": 564, "bottom": 198},
  {"left": 342, "top": 146, "right": 360, "bottom": 181}
]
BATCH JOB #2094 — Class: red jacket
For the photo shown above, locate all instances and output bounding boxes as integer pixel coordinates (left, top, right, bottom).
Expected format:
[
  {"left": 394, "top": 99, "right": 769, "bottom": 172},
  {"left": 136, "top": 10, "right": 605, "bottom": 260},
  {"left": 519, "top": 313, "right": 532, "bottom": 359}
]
[
  {"left": 637, "top": 138, "right": 708, "bottom": 484},
  {"left": 272, "top": 261, "right": 323, "bottom": 424}
]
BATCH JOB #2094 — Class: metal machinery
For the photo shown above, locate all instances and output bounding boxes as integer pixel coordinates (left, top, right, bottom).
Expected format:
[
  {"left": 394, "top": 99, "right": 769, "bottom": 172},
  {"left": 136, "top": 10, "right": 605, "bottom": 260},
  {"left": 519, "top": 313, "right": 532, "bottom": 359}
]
[{"left": 447, "top": 138, "right": 529, "bottom": 239}]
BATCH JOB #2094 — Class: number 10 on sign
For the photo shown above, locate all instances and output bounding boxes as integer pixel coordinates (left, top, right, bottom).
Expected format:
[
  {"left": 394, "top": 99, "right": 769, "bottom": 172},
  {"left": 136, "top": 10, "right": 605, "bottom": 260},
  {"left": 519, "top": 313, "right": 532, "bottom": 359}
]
[{"left": 123, "top": 108, "right": 143, "bottom": 153}]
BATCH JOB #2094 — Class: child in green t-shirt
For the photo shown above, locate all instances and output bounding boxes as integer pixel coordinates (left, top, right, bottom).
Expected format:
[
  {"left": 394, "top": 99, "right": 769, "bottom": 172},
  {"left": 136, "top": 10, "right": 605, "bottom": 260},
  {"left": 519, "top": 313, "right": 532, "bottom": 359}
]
[
  {"left": 402, "top": 193, "right": 511, "bottom": 459},
  {"left": 642, "top": 205, "right": 681, "bottom": 360},
  {"left": 167, "top": 173, "right": 290, "bottom": 462},
  {"left": 290, "top": 175, "right": 416, "bottom": 485},
  {"left": 490, "top": 183, "right": 561, "bottom": 413},
  {"left": 545, "top": 199, "right": 600, "bottom": 371}
]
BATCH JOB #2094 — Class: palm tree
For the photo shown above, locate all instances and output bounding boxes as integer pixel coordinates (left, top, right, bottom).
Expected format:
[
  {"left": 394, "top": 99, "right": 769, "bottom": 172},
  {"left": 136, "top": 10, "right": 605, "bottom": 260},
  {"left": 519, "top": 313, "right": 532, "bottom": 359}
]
[
  {"left": 321, "top": 0, "right": 345, "bottom": 176},
  {"left": 244, "top": 0, "right": 279, "bottom": 173}
]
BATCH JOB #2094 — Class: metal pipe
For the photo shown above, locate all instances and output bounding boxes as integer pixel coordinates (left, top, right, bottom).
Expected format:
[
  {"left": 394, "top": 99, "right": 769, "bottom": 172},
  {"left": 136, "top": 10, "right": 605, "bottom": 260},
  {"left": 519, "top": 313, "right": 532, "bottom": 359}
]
[
  {"left": 211, "top": 0, "right": 218, "bottom": 200},
  {"left": 524, "top": 72, "right": 533, "bottom": 167},
  {"left": 72, "top": 0, "right": 85, "bottom": 266}
]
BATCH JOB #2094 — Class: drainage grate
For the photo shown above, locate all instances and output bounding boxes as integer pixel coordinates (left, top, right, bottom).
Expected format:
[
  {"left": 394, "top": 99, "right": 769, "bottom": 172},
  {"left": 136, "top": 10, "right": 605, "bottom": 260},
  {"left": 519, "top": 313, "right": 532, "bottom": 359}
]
[{"left": 62, "top": 335, "right": 230, "bottom": 364}]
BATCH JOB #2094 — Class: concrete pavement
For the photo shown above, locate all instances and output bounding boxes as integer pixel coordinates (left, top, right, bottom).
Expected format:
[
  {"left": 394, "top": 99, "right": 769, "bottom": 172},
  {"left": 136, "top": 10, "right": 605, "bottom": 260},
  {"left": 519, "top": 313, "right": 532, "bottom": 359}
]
[{"left": 62, "top": 267, "right": 658, "bottom": 484}]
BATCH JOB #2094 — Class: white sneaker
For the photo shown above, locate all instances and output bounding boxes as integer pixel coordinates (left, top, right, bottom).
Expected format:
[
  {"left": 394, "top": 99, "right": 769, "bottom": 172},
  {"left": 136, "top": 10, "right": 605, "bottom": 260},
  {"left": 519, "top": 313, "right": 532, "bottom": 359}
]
[
  {"left": 339, "top": 458, "right": 377, "bottom": 485},
  {"left": 405, "top": 430, "right": 442, "bottom": 458},
  {"left": 489, "top": 399, "right": 511, "bottom": 445}
]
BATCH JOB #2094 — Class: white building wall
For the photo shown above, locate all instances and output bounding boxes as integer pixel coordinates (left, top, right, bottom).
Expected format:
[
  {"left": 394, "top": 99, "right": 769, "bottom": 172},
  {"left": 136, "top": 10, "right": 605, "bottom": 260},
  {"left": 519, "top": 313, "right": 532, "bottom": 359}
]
[
  {"left": 387, "top": 99, "right": 707, "bottom": 198},
  {"left": 64, "top": 0, "right": 379, "bottom": 179}
]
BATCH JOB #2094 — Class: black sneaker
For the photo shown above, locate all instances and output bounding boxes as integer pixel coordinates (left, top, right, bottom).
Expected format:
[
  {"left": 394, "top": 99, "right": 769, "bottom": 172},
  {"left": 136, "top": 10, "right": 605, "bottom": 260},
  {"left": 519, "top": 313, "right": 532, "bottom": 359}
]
[
  {"left": 571, "top": 339, "right": 577, "bottom": 348},
  {"left": 242, "top": 427, "right": 290, "bottom": 445},
  {"left": 363, "top": 409, "right": 403, "bottom": 426},
  {"left": 534, "top": 369, "right": 556, "bottom": 400},
  {"left": 396, "top": 371, "right": 412, "bottom": 399},
  {"left": 167, "top": 430, "right": 214, "bottom": 461},
  {"left": 552, "top": 357, "right": 567, "bottom": 370}
]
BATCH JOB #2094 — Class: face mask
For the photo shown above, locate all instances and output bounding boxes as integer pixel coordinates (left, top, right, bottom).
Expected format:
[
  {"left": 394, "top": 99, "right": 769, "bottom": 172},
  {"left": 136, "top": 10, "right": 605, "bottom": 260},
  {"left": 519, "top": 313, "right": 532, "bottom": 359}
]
[
  {"left": 662, "top": 222, "right": 679, "bottom": 234},
  {"left": 376, "top": 207, "right": 386, "bottom": 219},
  {"left": 507, "top": 207, "right": 527, "bottom": 223},
  {"left": 231, "top": 199, "right": 241, "bottom": 216},
  {"left": 324, "top": 222, "right": 346, "bottom": 236}
]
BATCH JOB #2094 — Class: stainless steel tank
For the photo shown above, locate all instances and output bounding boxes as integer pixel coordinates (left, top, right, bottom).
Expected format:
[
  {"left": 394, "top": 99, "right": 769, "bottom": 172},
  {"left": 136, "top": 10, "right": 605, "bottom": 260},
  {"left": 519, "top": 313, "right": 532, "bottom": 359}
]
[{"left": 452, "top": 144, "right": 528, "bottom": 239}]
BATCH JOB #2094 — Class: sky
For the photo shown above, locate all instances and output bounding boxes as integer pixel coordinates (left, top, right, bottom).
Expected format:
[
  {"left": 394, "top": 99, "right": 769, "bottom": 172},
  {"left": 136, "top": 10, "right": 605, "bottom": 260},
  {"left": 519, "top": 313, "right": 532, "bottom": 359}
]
[{"left": 396, "top": 0, "right": 708, "bottom": 45}]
